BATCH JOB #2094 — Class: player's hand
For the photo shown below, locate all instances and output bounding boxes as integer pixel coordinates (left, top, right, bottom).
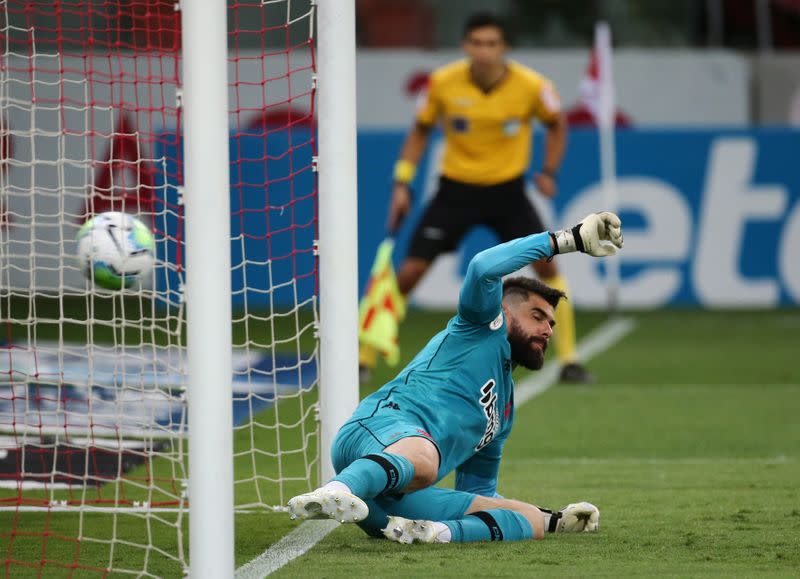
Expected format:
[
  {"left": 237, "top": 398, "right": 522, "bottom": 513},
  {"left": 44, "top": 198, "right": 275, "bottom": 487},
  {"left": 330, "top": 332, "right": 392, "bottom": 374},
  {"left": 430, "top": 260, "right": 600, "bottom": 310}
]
[
  {"left": 387, "top": 183, "right": 411, "bottom": 234},
  {"left": 577, "top": 211, "right": 623, "bottom": 256},
  {"left": 534, "top": 172, "right": 558, "bottom": 198},
  {"left": 551, "top": 211, "right": 623, "bottom": 257},
  {"left": 555, "top": 502, "right": 600, "bottom": 532}
]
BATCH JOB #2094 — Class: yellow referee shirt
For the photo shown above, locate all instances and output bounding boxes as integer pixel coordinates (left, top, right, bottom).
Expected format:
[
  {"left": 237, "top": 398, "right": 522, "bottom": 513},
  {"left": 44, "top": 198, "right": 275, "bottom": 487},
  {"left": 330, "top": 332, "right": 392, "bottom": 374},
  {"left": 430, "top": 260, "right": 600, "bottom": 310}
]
[{"left": 416, "top": 59, "right": 561, "bottom": 186}]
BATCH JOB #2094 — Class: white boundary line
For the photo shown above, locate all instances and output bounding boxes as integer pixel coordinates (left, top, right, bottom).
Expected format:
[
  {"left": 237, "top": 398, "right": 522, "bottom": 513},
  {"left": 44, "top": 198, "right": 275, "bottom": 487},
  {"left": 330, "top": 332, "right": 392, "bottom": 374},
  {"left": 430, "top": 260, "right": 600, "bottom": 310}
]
[
  {"left": 235, "top": 316, "right": 636, "bottom": 578},
  {"left": 234, "top": 520, "right": 339, "bottom": 579}
]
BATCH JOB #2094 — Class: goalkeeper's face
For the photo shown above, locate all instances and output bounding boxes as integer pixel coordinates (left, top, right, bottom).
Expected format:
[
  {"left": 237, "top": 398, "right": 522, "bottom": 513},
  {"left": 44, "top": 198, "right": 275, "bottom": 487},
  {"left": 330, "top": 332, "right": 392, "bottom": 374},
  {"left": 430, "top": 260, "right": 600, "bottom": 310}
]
[{"left": 504, "top": 295, "right": 555, "bottom": 371}]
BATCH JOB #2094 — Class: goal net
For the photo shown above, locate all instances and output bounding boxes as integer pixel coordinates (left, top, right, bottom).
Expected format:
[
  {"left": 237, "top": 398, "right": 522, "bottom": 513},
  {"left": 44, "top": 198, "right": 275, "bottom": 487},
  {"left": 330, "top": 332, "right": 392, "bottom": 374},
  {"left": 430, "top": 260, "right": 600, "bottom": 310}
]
[{"left": 0, "top": 0, "right": 319, "bottom": 575}]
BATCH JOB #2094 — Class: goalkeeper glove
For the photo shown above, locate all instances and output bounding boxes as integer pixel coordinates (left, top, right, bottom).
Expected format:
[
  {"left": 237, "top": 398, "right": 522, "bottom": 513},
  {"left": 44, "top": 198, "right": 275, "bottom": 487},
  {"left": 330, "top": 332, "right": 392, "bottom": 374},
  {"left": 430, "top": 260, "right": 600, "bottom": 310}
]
[
  {"left": 541, "top": 502, "right": 600, "bottom": 533},
  {"left": 550, "top": 212, "right": 623, "bottom": 257}
]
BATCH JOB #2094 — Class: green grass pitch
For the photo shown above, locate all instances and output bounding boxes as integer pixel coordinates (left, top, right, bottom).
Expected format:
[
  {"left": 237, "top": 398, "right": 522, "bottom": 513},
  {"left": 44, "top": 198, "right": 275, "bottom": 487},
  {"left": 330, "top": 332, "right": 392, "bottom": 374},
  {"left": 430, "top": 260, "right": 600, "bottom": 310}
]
[{"left": 2, "top": 308, "right": 799, "bottom": 577}]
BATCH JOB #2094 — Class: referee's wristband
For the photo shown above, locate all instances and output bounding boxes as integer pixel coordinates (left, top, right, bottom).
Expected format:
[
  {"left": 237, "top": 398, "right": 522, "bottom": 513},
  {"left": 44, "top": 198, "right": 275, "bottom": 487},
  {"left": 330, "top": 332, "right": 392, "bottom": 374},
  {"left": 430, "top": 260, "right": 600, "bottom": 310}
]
[{"left": 393, "top": 159, "right": 417, "bottom": 185}]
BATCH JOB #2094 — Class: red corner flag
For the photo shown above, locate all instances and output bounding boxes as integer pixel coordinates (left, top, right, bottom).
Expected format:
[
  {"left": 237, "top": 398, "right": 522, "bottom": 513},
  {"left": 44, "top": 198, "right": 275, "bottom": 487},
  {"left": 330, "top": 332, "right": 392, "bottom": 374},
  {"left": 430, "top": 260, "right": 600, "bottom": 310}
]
[{"left": 568, "top": 23, "right": 631, "bottom": 128}]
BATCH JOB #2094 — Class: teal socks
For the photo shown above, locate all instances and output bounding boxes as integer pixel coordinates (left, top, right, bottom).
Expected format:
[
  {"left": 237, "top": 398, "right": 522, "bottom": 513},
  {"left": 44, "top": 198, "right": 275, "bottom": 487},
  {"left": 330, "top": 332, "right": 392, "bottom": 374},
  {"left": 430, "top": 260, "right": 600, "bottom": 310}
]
[
  {"left": 444, "top": 509, "right": 533, "bottom": 542},
  {"left": 332, "top": 452, "right": 415, "bottom": 499}
]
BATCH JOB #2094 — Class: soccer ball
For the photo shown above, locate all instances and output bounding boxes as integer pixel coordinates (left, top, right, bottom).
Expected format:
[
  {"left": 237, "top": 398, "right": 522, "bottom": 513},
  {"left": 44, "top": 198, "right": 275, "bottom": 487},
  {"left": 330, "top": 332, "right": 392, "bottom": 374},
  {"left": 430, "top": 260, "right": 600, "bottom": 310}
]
[{"left": 76, "top": 211, "right": 155, "bottom": 290}]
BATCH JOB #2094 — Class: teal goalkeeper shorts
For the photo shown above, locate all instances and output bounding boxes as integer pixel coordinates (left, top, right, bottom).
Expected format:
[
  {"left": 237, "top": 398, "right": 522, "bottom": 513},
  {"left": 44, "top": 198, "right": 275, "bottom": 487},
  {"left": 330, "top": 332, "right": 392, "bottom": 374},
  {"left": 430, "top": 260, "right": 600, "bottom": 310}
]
[
  {"left": 331, "top": 414, "right": 440, "bottom": 474},
  {"left": 331, "top": 415, "right": 475, "bottom": 536}
]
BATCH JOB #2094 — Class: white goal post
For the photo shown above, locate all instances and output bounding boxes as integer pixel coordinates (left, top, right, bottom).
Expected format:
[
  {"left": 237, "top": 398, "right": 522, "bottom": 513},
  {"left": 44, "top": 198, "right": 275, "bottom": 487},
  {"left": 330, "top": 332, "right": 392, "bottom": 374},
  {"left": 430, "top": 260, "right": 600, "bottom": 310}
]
[
  {"left": 181, "top": 0, "right": 361, "bottom": 575},
  {"left": 181, "top": 0, "right": 234, "bottom": 576},
  {"left": 316, "top": 0, "right": 360, "bottom": 484}
]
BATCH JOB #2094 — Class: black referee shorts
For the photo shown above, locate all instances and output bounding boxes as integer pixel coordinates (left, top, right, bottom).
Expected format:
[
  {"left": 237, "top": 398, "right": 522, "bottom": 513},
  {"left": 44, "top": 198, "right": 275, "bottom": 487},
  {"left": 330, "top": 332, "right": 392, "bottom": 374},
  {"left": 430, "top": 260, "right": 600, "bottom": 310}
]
[{"left": 406, "top": 175, "right": 546, "bottom": 262}]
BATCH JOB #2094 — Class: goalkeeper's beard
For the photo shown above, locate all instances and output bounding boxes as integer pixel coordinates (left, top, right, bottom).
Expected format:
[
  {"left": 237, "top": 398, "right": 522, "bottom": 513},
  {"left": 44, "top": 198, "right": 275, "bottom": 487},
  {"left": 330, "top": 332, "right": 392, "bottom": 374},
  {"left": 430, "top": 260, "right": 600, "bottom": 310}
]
[{"left": 507, "top": 320, "right": 547, "bottom": 371}]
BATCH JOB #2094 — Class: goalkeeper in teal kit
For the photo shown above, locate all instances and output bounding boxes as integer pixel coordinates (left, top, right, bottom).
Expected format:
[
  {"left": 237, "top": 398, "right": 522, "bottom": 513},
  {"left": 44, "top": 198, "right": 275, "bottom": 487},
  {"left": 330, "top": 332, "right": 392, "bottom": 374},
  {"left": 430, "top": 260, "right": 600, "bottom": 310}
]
[{"left": 289, "top": 212, "right": 623, "bottom": 544}]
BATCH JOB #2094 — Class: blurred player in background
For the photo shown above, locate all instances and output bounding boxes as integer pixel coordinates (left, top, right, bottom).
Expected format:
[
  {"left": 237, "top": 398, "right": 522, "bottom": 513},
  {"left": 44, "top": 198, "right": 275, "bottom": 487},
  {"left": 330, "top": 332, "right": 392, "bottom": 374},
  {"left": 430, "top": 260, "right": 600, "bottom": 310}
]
[
  {"left": 361, "top": 11, "right": 593, "bottom": 383},
  {"left": 289, "top": 212, "right": 623, "bottom": 544}
]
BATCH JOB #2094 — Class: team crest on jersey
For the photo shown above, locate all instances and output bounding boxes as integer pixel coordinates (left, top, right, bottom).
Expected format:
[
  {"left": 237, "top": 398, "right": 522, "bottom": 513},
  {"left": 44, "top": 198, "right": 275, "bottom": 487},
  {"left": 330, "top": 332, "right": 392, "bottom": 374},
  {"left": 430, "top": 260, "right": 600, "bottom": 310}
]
[
  {"left": 489, "top": 312, "right": 503, "bottom": 331},
  {"left": 476, "top": 379, "right": 500, "bottom": 451},
  {"left": 502, "top": 118, "right": 521, "bottom": 136},
  {"left": 450, "top": 116, "right": 469, "bottom": 132}
]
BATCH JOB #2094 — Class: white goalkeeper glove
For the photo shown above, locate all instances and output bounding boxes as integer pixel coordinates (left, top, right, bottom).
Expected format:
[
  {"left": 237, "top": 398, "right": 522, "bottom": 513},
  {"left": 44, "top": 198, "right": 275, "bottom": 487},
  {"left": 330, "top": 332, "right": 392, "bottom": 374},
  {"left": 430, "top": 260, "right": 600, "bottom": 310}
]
[
  {"left": 550, "top": 212, "right": 623, "bottom": 257},
  {"left": 541, "top": 501, "right": 600, "bottom": 533}
]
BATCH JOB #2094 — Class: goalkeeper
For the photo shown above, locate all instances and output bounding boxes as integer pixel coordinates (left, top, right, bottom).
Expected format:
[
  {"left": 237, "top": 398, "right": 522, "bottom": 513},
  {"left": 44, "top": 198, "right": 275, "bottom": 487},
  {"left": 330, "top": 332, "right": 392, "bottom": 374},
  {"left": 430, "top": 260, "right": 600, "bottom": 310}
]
[{"left": 288, "top": 212, "right": 623, "bottom": 544}]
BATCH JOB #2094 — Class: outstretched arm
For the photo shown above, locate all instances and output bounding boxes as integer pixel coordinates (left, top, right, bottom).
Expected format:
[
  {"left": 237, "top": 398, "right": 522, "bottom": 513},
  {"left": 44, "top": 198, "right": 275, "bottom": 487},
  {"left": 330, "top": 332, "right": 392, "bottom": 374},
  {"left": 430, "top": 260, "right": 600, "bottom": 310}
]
[
  {"left": 458, "top": 212, "right": 623, "bottom": 325},
  {"left": 458, "top": 232, "right": 554, "bottom": 325}
]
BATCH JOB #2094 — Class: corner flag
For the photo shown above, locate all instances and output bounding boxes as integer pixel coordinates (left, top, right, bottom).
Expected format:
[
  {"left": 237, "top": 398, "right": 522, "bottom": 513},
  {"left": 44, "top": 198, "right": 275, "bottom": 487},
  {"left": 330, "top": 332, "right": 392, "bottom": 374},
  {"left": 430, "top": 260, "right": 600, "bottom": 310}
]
[
  {"left": 591, "top": 22, "right": 620, "bottom": 311},
  {"left": 358, "top": 238, "right": 407, "bottom": 366}
]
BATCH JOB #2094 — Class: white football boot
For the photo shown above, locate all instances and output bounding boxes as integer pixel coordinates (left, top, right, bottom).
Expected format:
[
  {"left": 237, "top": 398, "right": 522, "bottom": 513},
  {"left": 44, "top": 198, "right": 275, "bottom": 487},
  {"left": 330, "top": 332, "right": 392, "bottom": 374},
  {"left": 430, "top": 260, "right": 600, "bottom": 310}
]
[
  {"left": 382, "top": 516, "right": 440, "bottom": 544},
  {"left": 287, "top": 488, "right": 369, "bottom": 524}
]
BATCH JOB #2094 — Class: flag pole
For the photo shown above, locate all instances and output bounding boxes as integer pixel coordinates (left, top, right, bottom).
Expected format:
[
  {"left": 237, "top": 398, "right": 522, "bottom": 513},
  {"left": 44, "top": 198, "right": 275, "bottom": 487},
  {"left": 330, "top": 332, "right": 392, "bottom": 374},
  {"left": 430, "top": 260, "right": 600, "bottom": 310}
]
[{"left": 595, "top": 22, "right": 620, "bottom": 314}]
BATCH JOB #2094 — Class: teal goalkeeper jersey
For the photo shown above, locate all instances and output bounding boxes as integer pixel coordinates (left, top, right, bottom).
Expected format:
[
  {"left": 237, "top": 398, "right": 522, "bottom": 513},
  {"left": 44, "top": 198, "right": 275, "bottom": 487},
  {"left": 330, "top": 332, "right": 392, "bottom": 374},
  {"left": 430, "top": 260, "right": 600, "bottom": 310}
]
[{"left": 349, "top": 232, "right": 554, "bottom": 483}]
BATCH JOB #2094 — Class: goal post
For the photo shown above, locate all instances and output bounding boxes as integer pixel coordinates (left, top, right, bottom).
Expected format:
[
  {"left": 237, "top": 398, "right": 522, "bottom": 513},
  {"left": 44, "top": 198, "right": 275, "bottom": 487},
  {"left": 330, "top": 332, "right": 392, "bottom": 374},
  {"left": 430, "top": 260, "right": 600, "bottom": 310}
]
[
  {"left": 0, "top": 0, "right": 358, "bottom": 575},
  {"left": 181, "top": 0, "right": 234, "bottom": 576},
  {"left": 316, "top": 0, "right": 360, "bottom": 483}
]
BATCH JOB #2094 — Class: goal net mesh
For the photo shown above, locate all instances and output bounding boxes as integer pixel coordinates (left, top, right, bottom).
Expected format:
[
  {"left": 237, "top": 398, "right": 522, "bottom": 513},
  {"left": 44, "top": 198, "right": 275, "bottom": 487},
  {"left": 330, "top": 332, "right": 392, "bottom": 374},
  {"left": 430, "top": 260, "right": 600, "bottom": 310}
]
[{"left": 0, "top": 0, "right": 318, "bottom": 574}]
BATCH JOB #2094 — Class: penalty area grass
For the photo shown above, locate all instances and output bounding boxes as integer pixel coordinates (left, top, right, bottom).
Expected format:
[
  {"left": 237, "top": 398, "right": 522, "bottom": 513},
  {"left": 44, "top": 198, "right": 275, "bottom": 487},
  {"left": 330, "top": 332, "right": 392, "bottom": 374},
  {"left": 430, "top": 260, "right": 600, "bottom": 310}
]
[{"left": 266, "top": 309, "right": 800, "bottom": 578}]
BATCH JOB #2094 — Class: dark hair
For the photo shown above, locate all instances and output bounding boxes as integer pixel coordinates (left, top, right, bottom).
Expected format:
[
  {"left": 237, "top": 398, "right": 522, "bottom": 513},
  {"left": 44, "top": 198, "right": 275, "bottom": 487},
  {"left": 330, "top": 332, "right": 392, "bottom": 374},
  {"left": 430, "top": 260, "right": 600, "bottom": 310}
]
[
  {"left": 463, "top": 11, "right": 509, "bottom": 43},
  {"left": 502, "top": 276, "right": 565, "bottom": 309}
]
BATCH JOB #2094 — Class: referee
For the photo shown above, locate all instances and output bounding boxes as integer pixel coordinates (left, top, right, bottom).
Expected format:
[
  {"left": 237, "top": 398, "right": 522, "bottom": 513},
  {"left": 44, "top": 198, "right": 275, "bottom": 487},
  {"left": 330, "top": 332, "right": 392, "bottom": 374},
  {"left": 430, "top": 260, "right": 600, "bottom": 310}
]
[{"left": 363, "top": 11, "right": 592, "bottom": 384}]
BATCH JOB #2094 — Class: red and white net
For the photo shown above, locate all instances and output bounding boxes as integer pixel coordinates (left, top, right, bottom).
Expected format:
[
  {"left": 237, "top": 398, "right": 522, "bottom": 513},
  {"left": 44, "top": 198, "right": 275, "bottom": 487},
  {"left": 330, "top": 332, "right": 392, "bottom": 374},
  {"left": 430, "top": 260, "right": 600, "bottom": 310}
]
[{"left": 0, "top": 0, "right": 318, "bottom": 574}]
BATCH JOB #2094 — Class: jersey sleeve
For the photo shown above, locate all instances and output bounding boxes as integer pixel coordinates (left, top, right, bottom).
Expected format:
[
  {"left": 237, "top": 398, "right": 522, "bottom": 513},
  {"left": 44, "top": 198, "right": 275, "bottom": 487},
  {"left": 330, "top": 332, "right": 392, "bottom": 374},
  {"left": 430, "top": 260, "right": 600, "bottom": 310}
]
[
  {"left": 458, "top": 232, "right": 554, "bottom": 325},
  {"left": 415, "top": 75, "right": 441, "bottom": 128},
  {"left": 532, "top": 79, "right": 562, "bottom": 125},
  {"left": 454, "top": 437, "right": 504, "bottom": 497}
]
